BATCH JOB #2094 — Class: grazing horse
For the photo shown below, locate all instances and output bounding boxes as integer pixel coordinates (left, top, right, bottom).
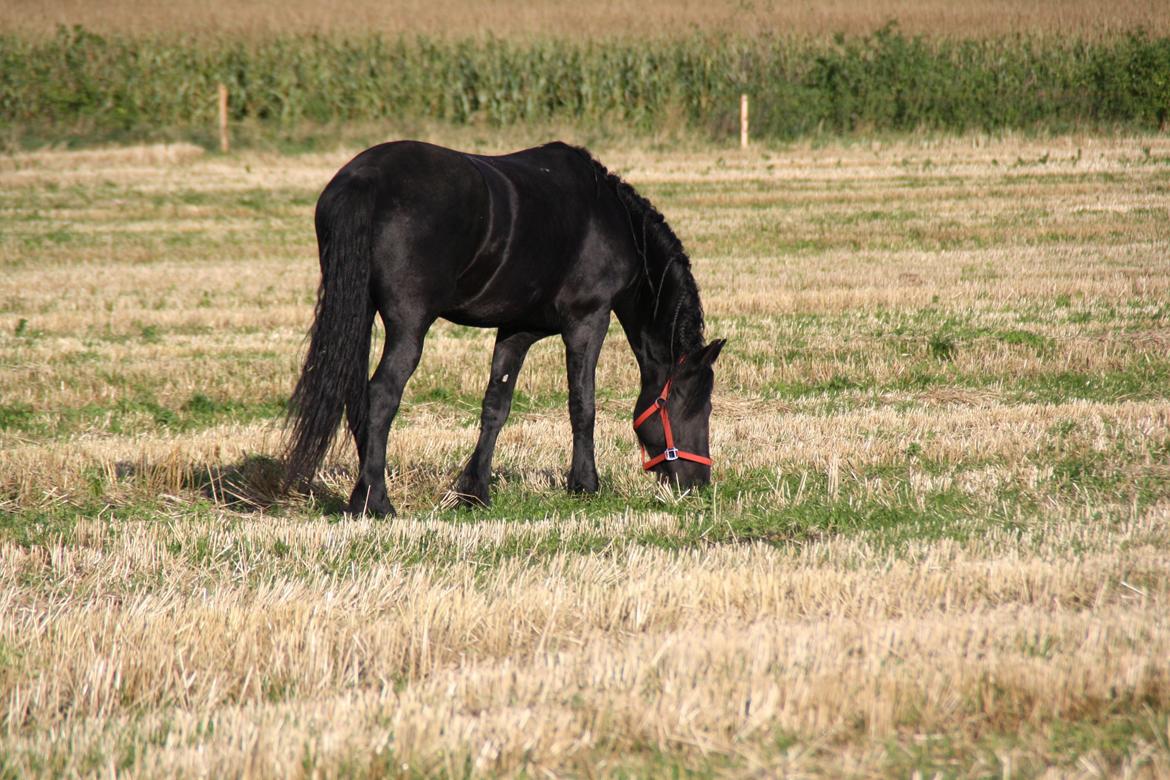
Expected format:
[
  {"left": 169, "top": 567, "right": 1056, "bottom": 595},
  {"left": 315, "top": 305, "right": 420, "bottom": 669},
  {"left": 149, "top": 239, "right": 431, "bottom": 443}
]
[{"left": 285, "top": 140, "right": 725, "bottom": 517}]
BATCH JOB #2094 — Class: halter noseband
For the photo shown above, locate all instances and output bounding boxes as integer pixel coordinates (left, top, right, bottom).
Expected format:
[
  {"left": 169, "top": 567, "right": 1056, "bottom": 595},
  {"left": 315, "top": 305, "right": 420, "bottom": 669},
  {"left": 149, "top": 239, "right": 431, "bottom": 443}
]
[{"left": 632, "top": 358, "right": 713, "bottom": 470}]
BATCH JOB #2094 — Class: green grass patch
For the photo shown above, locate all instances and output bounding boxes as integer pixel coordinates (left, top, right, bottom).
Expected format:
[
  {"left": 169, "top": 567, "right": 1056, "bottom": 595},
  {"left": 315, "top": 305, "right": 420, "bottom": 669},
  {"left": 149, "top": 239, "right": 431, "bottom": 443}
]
[
  {"left": 996, "top": 328, "right": 1052, "bottom": 351},
  {"left": 0, "top": 393, "right": 288, "bottom": 437},
  {"left": 0, "top": 403, "right": 35, "bottom": 430},
  {"left": 879, "top": 709, "right": 1170, "bottom": 778}
]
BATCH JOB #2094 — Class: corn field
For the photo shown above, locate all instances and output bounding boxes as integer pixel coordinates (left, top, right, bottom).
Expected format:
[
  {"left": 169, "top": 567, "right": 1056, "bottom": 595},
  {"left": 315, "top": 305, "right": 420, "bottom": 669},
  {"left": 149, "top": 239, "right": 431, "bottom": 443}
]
[{"left": 2, "top": 26, "right": 1170, "bottom": 147}]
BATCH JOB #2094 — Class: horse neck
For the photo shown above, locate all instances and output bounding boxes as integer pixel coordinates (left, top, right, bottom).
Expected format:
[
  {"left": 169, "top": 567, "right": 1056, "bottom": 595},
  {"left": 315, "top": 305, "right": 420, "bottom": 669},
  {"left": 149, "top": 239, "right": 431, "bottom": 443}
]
[
  {"left": 624, "top": 321, "right": 674, "bottom": 397},
  {"left": 618, "top": 267, "right": 702, "bottom": 396}
]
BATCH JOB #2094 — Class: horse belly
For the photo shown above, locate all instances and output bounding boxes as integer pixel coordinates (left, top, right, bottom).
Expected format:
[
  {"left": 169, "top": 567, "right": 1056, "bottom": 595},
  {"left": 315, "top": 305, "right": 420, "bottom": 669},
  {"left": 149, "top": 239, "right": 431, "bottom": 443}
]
[
  {"left": 443, "top": 254, "right": 570, "bottom": 329},
  {"left": 442, "top": 198, "right": 585, "bottom": 327}
]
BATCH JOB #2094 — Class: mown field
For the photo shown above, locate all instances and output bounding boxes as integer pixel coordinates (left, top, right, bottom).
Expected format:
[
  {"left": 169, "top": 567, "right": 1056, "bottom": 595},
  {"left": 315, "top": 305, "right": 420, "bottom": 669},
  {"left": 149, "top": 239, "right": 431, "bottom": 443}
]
[
  {"left": 3, "top": 0, "right": 1168, "bottom": 39},
  {"left": 1, "top": 133, "right": 1169, "bottom": 776}
]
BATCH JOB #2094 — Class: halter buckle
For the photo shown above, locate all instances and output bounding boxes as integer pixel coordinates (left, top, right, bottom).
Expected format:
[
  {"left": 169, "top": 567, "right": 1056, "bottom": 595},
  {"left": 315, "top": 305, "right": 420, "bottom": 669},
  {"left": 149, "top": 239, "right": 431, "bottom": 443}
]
[
  {"left": 664, "top": 448, "right": 679, "bottom": 461},
  {"left": 655, "top": 396, "right": 667, "bottom": 408}
]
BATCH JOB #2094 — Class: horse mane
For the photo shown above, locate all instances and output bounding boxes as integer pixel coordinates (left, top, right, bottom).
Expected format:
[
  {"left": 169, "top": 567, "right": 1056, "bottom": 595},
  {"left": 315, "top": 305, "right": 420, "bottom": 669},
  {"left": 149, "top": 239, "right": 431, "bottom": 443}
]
[{"left": 565, "top": 144, "right": 706, "bottom": 359}]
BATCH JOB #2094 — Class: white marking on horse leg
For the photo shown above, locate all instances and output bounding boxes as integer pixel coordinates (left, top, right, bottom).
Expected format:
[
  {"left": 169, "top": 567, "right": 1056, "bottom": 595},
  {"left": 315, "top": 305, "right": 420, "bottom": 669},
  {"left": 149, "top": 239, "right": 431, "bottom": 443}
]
[{"left": 501, "top": 373, "right": 509, "bottom": 383}]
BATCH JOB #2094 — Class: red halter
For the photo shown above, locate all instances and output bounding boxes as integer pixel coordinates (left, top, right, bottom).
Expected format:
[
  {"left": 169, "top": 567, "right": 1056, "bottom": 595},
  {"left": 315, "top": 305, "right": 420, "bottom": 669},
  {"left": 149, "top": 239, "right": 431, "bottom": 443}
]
[{"left": 632, "top": 360, "right": 713, "bottom": 470}]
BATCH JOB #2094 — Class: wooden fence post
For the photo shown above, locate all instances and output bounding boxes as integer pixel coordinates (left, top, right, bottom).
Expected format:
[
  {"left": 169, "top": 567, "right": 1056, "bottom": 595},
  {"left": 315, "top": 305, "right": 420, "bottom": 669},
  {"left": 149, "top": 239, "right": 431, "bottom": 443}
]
[
  {"left": 217, "top": 83, "right": 230, "bottom": 153},
  {"left": 740, "top": 93, "right": 749, "bottom": 149}
]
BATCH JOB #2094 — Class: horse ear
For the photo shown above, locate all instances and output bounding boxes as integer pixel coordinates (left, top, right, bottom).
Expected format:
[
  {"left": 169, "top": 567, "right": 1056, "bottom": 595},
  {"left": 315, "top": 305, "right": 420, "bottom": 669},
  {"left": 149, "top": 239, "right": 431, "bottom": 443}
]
[{"left": 688, "top": 338, "right": 726, "bottom": 368}]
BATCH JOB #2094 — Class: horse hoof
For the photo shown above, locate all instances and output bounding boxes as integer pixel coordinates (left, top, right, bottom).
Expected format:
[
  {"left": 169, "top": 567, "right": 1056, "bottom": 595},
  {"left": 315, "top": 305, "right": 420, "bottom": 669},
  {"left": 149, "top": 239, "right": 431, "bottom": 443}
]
[
  {"left": 567, "top": 473, "right": 600, "bottom": 494},
  {"left": 346, "top": 501, "right": 396, "bottom": 519},
  {"left": 453, "top": 492, "right": 489, "bottom": 509},
  {"left": 347, "top": 486, "right": 396, "bottom": 518},
  {"left": 448, "top": 477, "right": 490, "bottom": 509},
  {"left": 444, "top": 472, "right": 491, "bottom": 509}
]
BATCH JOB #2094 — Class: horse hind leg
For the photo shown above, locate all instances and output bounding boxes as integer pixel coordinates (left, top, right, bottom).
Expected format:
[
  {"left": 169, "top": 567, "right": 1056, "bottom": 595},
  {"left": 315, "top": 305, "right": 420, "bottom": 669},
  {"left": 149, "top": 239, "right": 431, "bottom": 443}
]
[
  {"left": 348, "top": 313, "right": 430, "bottom": 517},
  {"left": 344, "top": 300, "right": 377, "bottom": 458}
]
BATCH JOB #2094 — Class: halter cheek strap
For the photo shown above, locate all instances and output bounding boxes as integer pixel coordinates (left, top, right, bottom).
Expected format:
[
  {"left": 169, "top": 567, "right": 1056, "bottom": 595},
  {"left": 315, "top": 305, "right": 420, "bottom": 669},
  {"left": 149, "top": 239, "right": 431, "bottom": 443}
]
[{"left": 632, "top": 362, "right": 713, "bottom": 470}]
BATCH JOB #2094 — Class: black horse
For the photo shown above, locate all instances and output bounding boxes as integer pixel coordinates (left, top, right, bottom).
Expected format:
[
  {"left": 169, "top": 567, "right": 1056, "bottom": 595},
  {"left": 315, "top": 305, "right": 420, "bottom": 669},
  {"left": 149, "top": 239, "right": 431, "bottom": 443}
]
[{"left": 285, "top": 140, "right": 725, "bottom": 516}]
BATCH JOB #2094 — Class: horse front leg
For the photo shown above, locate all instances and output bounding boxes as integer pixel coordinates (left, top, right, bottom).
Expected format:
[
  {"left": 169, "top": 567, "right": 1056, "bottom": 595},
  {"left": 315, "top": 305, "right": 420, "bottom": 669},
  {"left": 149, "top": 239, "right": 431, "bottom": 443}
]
[
  {"left": 562, "top": 312, "right": 609, "bottom": 494},
  {"left": 451, "top": 328, "right": 546, "bottom": 508},
  {"left": 348, "top": 317, "right": 429, "bottom": 518}
]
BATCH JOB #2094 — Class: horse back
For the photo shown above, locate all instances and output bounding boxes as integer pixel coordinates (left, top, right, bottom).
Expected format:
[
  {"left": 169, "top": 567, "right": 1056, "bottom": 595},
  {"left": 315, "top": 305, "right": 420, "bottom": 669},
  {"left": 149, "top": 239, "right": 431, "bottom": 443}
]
[{"left": 321, "top": 140, "right": 634, "bottom": 331}]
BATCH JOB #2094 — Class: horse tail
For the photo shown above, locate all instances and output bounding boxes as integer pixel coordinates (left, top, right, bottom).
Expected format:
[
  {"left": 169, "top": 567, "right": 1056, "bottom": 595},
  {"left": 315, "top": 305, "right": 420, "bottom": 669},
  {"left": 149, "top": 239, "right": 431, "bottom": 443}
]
[{"left": 284, "top": 175, "right": 377, "bottom": 489}]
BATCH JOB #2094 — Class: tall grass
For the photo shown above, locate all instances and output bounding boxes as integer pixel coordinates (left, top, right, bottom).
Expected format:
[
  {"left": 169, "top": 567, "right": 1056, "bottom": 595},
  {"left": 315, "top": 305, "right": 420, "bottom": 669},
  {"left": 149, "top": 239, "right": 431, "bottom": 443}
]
[{"left": 2, "top": 25, "right": 1169, "bottom": 146}]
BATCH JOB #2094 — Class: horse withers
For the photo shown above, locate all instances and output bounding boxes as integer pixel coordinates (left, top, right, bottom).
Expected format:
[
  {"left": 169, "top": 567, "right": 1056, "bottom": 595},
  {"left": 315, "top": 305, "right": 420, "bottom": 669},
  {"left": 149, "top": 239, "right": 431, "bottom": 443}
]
[{"left": 284, "top": 140, "right": 725, "bottom": 516}]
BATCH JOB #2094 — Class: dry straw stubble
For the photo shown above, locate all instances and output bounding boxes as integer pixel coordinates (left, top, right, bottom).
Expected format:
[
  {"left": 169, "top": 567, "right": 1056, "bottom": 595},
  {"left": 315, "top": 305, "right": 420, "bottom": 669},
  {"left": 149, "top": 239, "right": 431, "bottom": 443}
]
[{"left": 1, "top": 134, "right": 1169, "bottom": 775}]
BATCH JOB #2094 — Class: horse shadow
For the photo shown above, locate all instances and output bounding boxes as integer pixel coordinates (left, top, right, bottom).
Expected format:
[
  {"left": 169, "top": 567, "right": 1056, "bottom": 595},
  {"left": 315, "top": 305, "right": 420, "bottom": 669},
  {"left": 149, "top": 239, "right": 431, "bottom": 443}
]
[
  {"left": 192, "top": 455, "right": 355, "bottom": 514},
  {"left": 116, "top": 454, "right": 564, "bottom": 516},
  {"left": 112, "top": 453, "right": 347, "bottom": 514}
]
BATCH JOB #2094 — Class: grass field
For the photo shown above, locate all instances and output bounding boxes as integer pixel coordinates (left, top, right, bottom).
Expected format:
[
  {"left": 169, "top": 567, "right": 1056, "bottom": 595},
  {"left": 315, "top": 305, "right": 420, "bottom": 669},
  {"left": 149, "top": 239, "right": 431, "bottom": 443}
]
[{"left": 1, "top": 132, "right": 1169, "bottom": 776}]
